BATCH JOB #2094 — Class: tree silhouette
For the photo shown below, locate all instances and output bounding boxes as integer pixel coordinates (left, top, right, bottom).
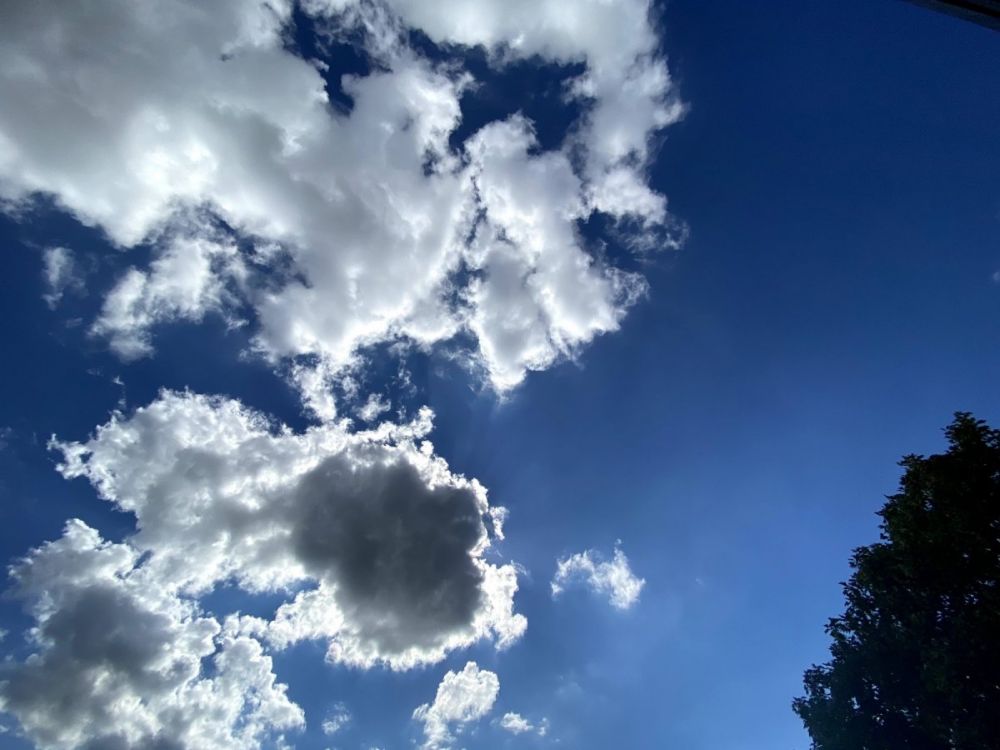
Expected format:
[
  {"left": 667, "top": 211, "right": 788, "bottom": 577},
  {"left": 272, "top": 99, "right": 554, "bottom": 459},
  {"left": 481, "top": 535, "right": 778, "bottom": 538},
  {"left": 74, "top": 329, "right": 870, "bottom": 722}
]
[{"left": 794, "top": 413, "right": 1000, "bottom": 749}]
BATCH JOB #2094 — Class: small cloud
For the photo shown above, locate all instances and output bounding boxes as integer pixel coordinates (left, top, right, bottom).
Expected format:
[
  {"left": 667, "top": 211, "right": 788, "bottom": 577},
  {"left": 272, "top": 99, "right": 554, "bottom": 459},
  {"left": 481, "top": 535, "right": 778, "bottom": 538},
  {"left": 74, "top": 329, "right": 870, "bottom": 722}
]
[
  {"left": 497, "top": 712, "right": 548, "bottom": 737},
  {"left": 321, "top": 702, "right": 351, "bottom": 736},
  {"left": 90, "top": 234, "right": 243, "bottom": 361},
  {"left": 413, "top": 662, "right": 499, "bottom": 749},
  {"left": 111, "top": 375, "right": 127, "bottom": 409},
  {"left": 41, "top": 246, "right": 84, "bottom": 309},
  {"left": 499, "top": 712, "right": 532, "bottom": 734},
  {"left": 991, "top": 270, "right": 1000, "bottom": 284},
  {"left": 551, "top": 542, "right": 645, "bottom": 610},
  {"left": 356, "top": 393, "right": 391, "bottom": 423}
]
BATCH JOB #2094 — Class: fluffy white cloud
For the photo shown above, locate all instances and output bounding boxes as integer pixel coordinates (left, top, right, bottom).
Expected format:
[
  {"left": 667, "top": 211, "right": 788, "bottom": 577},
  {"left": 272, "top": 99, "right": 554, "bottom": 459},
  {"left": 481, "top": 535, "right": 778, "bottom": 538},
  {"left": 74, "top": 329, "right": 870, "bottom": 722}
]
[
  {"left": 551, "top": 544, "right": 645, "bottom": 610},
  {"left": 413, "top": 662, "right": 499, "bottom": 749},
  {"left": 461, "top": 116, "right": 648, "bottom": 389},
  {"left": 363, "top": 0, "right": 685, "bottom": 201},
  {"left": 52, "top": 390, "right": 525, "bottom": 669},
  {"left": 0, "top": 0, "right": 681, "bottom": 404},
  {"left": 0, "top": 520, "right": 303, "bottom": 750}
]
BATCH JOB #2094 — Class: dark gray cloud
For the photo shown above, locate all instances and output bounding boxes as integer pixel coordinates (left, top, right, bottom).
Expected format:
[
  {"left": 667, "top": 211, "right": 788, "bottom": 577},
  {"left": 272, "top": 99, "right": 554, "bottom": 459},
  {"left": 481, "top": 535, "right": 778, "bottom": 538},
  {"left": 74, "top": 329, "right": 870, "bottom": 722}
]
[
  {"left": 293, "top": 455, "right": 487, "bottom": 653},
  {"left": 0, "top": 585, "right": 181, "bottom": 747},
  {"left": 0, "top": 520, "right": 303, "bottom": 750},
  {"left": 39, "top": 585, "right": 180, "bottom": 685},
  {"left": 79, "top": 734, "right": 185, "bottom": 750}
]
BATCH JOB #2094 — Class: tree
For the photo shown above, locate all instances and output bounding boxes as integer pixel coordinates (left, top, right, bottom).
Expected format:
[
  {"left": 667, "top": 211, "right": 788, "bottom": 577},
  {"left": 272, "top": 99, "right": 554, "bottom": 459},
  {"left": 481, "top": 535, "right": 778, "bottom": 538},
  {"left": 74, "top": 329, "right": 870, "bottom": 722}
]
[{"left": 794, "top": 414, "right": 1000, "bottom": 750}]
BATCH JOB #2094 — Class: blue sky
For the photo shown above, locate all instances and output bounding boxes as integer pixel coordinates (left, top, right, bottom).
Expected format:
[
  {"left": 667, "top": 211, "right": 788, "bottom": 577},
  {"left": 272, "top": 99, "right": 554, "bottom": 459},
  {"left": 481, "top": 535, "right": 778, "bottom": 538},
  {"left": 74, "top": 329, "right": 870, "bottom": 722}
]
[{"left": 0, "top": 1, "right": 998, "bottom": 749}]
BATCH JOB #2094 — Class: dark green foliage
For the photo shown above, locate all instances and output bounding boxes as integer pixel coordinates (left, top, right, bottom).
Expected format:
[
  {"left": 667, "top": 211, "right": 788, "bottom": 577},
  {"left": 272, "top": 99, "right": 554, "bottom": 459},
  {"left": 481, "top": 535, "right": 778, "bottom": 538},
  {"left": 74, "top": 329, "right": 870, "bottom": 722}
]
[{"left": 794, "top": 414, "right": 1000, "bottom": 750}]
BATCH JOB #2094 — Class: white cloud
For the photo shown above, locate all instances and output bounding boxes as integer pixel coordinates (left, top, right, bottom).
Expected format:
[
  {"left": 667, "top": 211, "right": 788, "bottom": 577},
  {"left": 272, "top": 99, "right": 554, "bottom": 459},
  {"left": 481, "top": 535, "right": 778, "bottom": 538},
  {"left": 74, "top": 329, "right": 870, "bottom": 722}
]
[
  {"left": 497, "top": 712, "right": 547, "bottom": 736},
  {"left": 0, "top": 0, "right": 681, "bottom": 405},
  {"left": 290, "top": 358, "right": 341, "bottom": 422},
  {"left": 323, "top": 0, "right": 685, "bottom": 223},
  {"left": 552, "top": 544, "right": 645, "bottom": 610},
  {"left": 52, "top": 390, "right": 525, "bottom": 669},
  {"left": 413, "top": 662, "right": 499, "bottom": 749},
  {"left": 91, "top": 229, "right": 246, "bottom": 359},
  {"left": 461, "top": 116, "right": 649, "bottom": 390},
  {"left": 321, "top": 702, "right": 351, "bottom": 736},
  {"left": 499, "top": 712, "right": 533, "bottom": 734},
  {"left": 0, "top": 520, "right": 303, "bottom": 750},
  {"left": 356, "top": 393, "right": 391, "bottom": 423},
  {"left": 41, "top": 246, "right": 82, "bottom": 309}
]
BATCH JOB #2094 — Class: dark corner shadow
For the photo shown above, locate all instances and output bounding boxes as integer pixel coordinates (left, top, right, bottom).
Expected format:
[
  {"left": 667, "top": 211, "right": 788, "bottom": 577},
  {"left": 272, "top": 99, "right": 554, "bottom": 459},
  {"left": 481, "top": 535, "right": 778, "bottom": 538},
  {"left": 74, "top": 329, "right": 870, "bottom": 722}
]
[{"left": 903, "top": 0, "right": 1000, "bottom": 30}]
